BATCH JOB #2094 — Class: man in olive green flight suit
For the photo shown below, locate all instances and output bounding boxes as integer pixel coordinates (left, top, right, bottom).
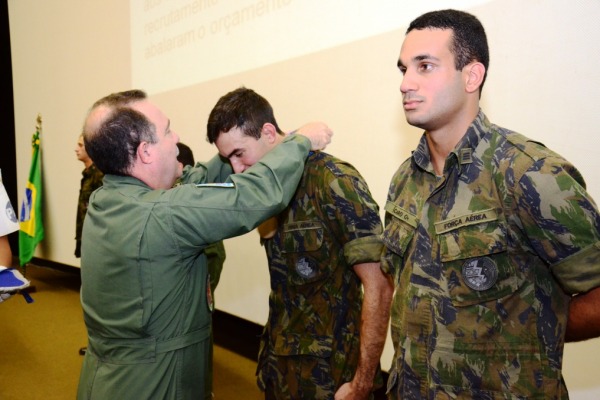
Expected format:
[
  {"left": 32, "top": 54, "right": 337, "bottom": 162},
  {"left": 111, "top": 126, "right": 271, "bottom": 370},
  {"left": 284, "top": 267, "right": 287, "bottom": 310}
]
[{"left": 76, "top": 90, "right": 332, "bottom": 400}]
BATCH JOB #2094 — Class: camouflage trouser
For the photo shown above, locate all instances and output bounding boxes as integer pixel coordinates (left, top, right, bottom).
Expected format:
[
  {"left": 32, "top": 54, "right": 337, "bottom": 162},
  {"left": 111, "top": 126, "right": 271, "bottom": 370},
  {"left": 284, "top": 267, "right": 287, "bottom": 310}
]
[{"left": 258, "top": 353, "right": 337, "bottom": 400}]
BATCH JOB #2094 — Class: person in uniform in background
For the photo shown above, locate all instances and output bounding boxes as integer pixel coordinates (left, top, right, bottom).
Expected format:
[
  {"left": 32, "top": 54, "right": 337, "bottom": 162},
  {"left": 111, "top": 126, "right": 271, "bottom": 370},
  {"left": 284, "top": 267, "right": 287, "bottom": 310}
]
[
  {"left": 74, "top": 134, "right": 103, "bottom": 258},
  {"left": 382, "top": 9, "right": 600, "bottom": 399},
  {"left": 76, "top": 89, "right": 332, "bottom": 400},
  {"left": 207, "top": 87, "right": 393, "bottom": 400}
]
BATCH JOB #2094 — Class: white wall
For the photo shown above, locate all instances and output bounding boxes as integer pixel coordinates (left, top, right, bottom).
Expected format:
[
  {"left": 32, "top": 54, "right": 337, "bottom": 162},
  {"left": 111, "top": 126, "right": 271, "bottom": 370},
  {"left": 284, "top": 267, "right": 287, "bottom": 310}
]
[{"left": 9, "top": 1, "right": 600, "bottom": 397}]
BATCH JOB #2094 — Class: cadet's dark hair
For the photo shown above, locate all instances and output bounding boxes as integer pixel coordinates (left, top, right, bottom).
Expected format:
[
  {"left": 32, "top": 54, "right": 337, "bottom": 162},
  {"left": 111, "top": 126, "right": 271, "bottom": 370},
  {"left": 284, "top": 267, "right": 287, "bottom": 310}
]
[
  {"left": 206, "top": 87, "right": 283, "bottom": 144},
  {"left": 83, "top": 90, "right": 156, "bottom": 175},
  {"left": 408, "top": 9, "right": 489, "bottom": 93},
  {"left": 176, "top": 142, "right": 195, "bottom": 167}
]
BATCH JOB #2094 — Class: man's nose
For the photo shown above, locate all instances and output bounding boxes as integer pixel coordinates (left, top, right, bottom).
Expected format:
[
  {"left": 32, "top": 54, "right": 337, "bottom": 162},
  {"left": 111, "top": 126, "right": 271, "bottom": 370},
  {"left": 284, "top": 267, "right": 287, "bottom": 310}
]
[
  {"left": 400, "top": 70, "right": 416, "bottom": 94},
  {"left": 231, "top": 159, "right": 246, "bottom": 174}
]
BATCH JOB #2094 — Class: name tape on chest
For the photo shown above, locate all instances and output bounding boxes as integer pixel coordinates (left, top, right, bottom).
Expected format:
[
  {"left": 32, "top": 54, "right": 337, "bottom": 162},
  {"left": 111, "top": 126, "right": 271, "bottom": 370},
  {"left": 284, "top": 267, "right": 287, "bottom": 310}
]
[
  {"left": 435, "top": 208, "right": 497, "bottom": 234},
  {"left": 284, "top": 221, "right": 322, "bottom": 232},
  {"left": 385, "top": 201, "right": 418, "bottom": 228}
]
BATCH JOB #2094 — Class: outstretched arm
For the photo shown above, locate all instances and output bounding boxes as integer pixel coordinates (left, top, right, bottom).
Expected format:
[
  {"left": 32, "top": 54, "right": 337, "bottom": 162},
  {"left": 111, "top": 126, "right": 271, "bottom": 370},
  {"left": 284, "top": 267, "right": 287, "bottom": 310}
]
[{"left": 335, "top": 263, "right": 393, "bottom": 400}]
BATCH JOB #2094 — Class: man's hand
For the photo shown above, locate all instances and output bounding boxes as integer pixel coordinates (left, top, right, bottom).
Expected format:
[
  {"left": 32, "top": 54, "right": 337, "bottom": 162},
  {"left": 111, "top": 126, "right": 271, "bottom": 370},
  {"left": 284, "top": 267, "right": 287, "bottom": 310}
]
[
  {"left": 335, "top": 381, "right": 371, "bottom": 400},
  {"left": 294, "top": 122, "right": 333, "bottom": 151}
]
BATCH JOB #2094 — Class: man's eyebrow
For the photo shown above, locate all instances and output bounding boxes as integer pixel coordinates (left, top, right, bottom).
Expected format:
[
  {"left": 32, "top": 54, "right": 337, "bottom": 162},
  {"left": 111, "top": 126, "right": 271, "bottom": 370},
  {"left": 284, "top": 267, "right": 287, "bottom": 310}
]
[
  {"left": 415, "top": 54, "right": 438, "bottom": 62},
  {"left": 397, "top": 53, "right": 439, "bottom": 68},
  {"left": 226, "top": 147, "right": 241, "bottom": 159}
]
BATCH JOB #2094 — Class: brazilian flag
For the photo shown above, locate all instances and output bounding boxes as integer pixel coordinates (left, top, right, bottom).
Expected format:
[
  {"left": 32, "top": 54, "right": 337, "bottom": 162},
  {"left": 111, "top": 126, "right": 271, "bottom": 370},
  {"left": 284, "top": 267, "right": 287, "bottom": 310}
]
[{"left": 19, "top": 117, "right": 44, "bottom": 266}]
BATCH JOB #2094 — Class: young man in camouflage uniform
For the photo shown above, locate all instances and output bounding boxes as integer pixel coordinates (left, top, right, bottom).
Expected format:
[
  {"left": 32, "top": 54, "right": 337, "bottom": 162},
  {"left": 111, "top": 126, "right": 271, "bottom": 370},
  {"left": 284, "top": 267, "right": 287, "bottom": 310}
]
[
  {"left": 207, "top": 87, "right": 393, "bottom": 399},
  {"left": 382, "top": 9, "right": 600, "bottom": 399},
  {"left": 74, "top": 134, "right": 103, "bottom": 258}
]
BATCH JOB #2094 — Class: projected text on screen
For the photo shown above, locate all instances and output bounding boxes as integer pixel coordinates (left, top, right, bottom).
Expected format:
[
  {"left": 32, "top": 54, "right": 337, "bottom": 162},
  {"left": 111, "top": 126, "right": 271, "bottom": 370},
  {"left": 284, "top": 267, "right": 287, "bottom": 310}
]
[{"left": 131, "top": 0, "right": 492, "bottom": 94}]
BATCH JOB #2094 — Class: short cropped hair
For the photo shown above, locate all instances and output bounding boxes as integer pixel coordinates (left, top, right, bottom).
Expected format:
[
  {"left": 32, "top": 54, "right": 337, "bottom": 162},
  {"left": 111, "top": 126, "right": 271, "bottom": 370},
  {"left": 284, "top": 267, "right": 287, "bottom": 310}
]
[
  {"left": 408, "top": 9, "right": 489, "bottom": 92},
  {"left": 206, "top": 87, "right": 283, "bottom": 144}
]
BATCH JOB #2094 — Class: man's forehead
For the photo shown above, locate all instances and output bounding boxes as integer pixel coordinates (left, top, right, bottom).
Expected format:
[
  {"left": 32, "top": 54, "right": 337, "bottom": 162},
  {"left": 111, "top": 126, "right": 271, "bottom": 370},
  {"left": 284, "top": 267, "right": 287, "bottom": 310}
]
[
  {"left": 400, "top": 28, "right": 452, "bottom": 59},
  {"left": 214, "top": 131, "right": 237, "bottom": 154},
  {"left": 131, "top": 100, "right": 167, "bottom": 129},
  {"left": 130, "top": 99, "right": 151, "bottom": 113},
  {"left": 215, "top": 127, "right": 249, "bottom": 156}
]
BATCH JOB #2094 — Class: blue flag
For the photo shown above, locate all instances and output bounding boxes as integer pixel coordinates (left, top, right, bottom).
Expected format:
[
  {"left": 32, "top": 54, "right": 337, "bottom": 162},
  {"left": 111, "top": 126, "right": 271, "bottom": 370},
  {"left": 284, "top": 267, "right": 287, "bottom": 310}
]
[{"left": 19, "top": 116, "right": 44, "bottom": 266}]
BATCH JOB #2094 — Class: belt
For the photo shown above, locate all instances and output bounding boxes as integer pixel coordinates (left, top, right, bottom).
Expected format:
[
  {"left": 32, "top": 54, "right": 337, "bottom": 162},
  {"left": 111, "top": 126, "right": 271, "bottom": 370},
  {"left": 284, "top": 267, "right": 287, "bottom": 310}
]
[{"left": 87, "top": 324, "right": 211, "bottom": 364}]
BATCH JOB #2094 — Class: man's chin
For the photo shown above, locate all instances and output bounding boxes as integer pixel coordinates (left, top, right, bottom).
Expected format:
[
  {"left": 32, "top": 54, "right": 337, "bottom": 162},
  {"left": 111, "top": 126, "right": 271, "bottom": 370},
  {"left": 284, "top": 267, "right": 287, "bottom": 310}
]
[{"left": 405, "top": 114, "right": 427, "bottom": 130}]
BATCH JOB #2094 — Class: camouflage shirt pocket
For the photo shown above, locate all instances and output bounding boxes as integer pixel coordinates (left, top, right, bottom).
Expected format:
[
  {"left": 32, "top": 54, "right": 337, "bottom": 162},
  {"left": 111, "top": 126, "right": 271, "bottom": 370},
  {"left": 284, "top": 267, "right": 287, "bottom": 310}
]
[
  {"left": 438, "top": 219, "right": 518, "bottom": 306},
  {"left": 382, "top": 214, "right": 416, "bottom": 280},
  {"left": 382, "top": 215, "right": 416, "bottom": 257},
  {"left": 282, "top": 221, "right": 331, "bottom": 285}
]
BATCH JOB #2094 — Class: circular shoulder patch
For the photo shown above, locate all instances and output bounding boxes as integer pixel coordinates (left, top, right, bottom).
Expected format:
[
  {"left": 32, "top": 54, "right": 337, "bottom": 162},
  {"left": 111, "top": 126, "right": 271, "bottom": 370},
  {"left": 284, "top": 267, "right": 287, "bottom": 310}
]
[{"left": 461, "top": 257, "right": 498, "bottom": 291}]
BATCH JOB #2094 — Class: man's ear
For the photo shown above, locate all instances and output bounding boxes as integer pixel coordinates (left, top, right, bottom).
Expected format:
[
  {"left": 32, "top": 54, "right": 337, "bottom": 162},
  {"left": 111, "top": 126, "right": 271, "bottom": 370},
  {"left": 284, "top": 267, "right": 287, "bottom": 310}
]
[
  {"left": 261, "top": 123, "right": 278, "bottom": 144},
  {"left": 464, "top": 61, "right": 485, "bottom": 94},
  {"left": 137, "top": 141, "right": 153, "bottom": 164}
]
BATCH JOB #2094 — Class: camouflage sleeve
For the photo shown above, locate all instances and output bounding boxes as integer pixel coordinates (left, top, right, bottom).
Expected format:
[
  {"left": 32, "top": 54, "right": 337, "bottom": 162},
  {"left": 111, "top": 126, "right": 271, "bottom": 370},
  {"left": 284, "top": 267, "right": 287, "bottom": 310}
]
[
  {"left": 516, "top": 156, "right": 600, "bottom": 294},
  {"left": 552, "top": 243, "right": 600, "bottom": 294},
  {"left": 381, "top": 162, "right": 415, "bottom": 280},
  {"left": 90, "top": 168, "right": 104, "bottom": 191},
  {"left": 381, "top": 241, "right": 401, "bottom": 278},
  {"left": 323, "top": 165, "right": 383, "bottom": 266}
]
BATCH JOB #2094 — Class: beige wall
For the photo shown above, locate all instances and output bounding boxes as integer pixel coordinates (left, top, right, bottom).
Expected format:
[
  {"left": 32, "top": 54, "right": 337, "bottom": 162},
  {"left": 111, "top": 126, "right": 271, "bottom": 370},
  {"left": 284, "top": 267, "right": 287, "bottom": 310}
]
[{"left": 9, "top": 0, "right": 600, "bottom": 397}]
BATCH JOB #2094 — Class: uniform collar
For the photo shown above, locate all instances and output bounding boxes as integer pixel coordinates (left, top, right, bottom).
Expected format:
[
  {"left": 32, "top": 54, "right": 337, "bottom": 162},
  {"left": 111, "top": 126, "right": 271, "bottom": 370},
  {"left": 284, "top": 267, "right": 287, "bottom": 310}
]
[
  {"left": 412, "top": 109, "right": 491, "bottom": 175},
  {"left": 82, "top": 163, "right": 99, "bottom": 177},
  {"left": 102, "top": 173, "right": 150, "bottom": 189}
]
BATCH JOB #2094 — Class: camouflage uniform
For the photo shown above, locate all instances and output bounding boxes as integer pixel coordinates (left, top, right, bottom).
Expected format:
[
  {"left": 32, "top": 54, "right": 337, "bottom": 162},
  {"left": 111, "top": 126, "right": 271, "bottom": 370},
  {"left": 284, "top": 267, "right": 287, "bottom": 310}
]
[
  {"left": 205, "top": 240, "right": 225, "bottom": 296},
  {"left": 257, "top": 151, "right": 385, "bottom": 399},
  {"left": 75, "top": 164, "right": 103, "bottom": 258},
  {"left": 382, "top": 110, "right": 600, "bottom": 399}
]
